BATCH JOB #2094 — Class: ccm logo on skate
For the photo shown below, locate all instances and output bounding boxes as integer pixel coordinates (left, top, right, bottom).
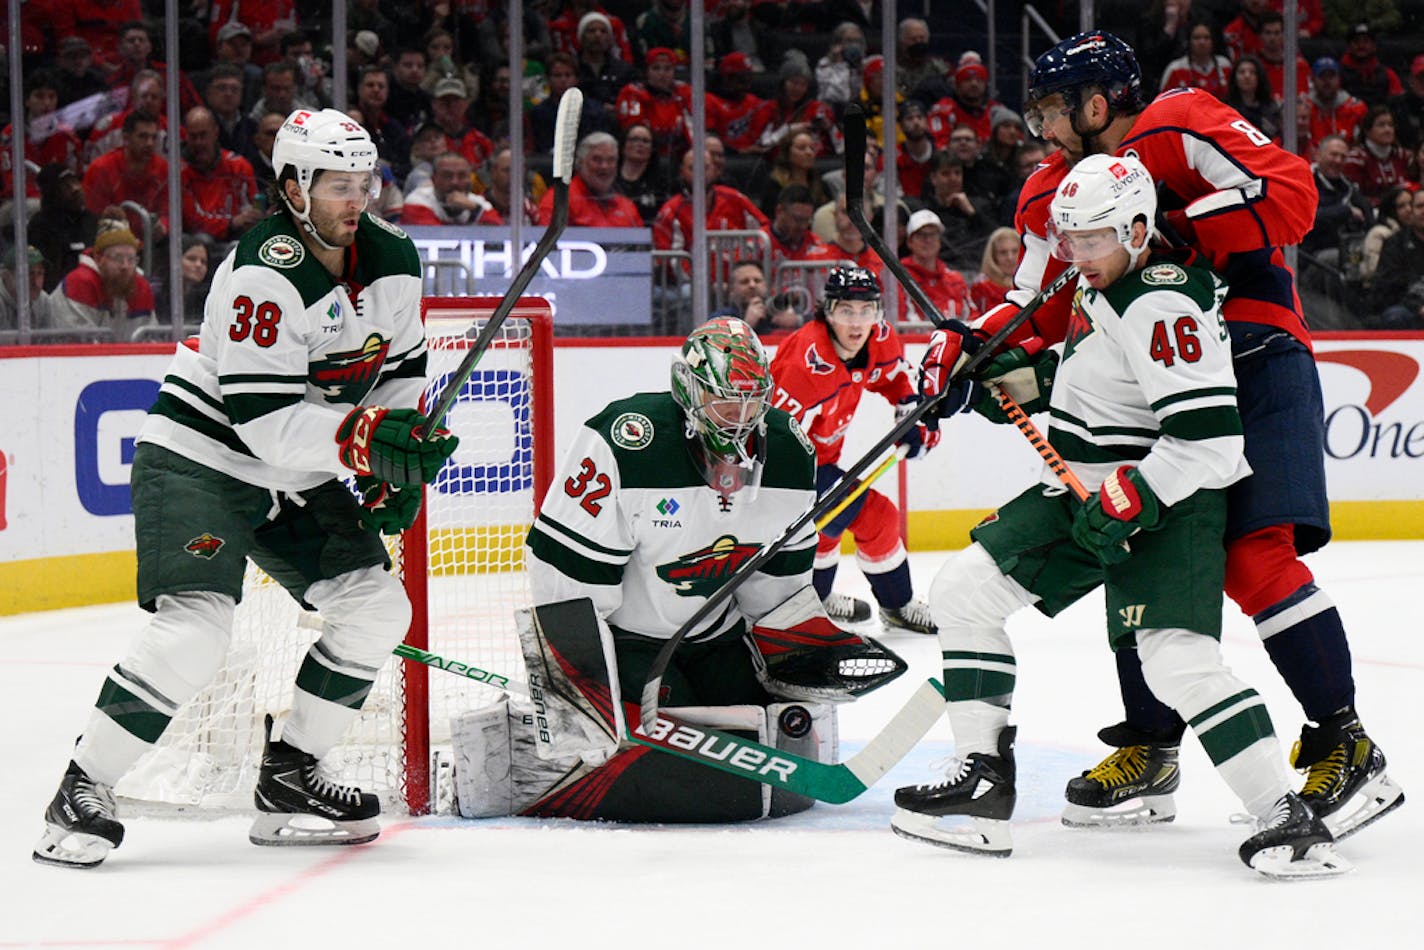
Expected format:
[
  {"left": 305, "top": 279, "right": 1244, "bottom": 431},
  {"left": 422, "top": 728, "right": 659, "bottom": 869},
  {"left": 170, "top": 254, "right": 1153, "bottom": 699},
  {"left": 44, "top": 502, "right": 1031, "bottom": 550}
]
[
  {"left": 74, "top": 378, "right": 161, "bottom": 517},
  {"left": 642, "top": 717, "right": 797, "bottom": 783}
]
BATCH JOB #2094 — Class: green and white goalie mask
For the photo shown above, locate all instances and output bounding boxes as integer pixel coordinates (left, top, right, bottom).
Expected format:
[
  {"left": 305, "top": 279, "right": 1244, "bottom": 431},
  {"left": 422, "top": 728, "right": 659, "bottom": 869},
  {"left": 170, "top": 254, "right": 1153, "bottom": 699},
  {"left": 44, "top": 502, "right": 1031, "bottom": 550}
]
[{"left": 671, "top": 317, "right": 773, "bottom": 495}]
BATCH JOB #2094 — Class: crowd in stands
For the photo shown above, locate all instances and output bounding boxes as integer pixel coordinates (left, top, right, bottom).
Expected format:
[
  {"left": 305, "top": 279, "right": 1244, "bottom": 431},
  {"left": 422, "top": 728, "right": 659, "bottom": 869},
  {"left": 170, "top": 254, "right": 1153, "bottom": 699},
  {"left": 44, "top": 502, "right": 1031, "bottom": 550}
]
[{"left": 3, "top": 0, "right": 1424, "bottom": 340}]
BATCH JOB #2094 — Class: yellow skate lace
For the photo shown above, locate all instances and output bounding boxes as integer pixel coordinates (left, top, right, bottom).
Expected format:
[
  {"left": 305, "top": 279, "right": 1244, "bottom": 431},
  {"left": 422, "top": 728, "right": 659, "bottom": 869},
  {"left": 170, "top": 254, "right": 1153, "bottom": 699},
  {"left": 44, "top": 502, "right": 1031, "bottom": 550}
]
[
  {"left": 1083, "top": 746, "right": 1148, "bottom": 788},
  {"left": 1298, "top": 742, "right": 1350, "bottom": 798}
]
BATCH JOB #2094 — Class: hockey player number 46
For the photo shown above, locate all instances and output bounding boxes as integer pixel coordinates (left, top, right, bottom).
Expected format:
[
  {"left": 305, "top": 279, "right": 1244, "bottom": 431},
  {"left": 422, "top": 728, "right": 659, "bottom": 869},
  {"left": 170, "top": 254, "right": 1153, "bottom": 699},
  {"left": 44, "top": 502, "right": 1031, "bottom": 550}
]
[
  {"left": 1149, "top": 317, "right": 1202, "bottom": 368},
  {"left": 565, "top": 457, "right": 612, "bottom": 516}
]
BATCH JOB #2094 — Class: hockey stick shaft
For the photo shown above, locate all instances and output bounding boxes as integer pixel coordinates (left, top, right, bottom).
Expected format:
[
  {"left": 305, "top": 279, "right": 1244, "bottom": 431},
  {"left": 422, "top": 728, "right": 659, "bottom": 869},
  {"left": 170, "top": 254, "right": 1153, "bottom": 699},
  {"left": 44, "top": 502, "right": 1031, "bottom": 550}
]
[
  {"left": 424, "top": 89, "right": 583, "bottom": 433},
  {"left": 990, "top": 385, "right": 1089, "bottom": 501},
  {"left": 394, "top": 636, "right": 945, "bottom": 804},
  {"left": 814, "top": 447, "right": 905, "bottom": 531}
]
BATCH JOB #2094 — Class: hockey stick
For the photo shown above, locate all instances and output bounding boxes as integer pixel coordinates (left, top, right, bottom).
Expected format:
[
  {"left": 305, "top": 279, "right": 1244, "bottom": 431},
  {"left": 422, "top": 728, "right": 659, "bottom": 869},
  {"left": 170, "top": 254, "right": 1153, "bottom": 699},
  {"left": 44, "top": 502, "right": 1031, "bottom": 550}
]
[
  {"left": 989, "top": 385, "right": 1089, "bottom": 501},
  {"left": 424, "top": 88, "right": 584, "bottom": 432},
  {"left": 814, "top": 446, "right": 905, "bottom": 531},
  {"left": 391, "top": 634, "right": 947, "bottom": 804}
]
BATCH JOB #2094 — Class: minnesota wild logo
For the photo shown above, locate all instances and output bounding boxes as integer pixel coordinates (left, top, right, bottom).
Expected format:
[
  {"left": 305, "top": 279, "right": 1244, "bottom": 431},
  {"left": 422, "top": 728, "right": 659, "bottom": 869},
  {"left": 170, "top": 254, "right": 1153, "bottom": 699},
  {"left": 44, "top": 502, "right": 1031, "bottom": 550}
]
[
  {"left": 310, "top": 333, "right": 390, "bottom": 402},
  {"left": 184, "top": 533, "right": 225, "bottom": 559},
  {"left": 258, "top": 234, "right": 305, "bottom": 269},
  {"left": 1062, "top": 287, "right": 1094, "bottom": 360},
  {"left": 656, "top": 534, "right": 760, "bottom": 596}
]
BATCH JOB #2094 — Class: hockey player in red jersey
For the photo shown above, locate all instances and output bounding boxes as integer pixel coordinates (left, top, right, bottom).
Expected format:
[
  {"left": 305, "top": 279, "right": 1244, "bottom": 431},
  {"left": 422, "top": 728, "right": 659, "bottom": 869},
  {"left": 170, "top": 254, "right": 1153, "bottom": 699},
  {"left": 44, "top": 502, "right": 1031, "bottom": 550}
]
[
  {"left": 920, "top": 31, "right": 1403, "bottom": 840},
  {"left": 769, "top": 267, "right": 939, "bottom": 635}
]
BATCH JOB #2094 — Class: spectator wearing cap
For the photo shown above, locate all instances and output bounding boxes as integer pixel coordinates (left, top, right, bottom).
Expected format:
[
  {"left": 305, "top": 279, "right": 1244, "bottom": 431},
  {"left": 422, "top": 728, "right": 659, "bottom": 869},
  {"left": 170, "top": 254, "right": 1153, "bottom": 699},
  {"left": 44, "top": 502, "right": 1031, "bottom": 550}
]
[
  {"left": 815, "top": 22, "right": 868, "bottom": 113},
  {"left": 895, "top": 100, "right": 936, "bottom": 199},
  {"left": 1345, "top": 104, "right": 1412, "bottom": 204},
  {"left": 0, "top": 70, "right": 82, "bottom": 217},
  {"left": 634, "top": 0, "right": 691, "bottom": 64},
  {"left": 0, "top": 245, "right": 53, "bottom": 333},
  {"left": 53, "top": 36, "right": 111, "bottom": 112},
  {"left": 710, "top": 52, "right": 765, "bottom": 153},
  {"left": 919, "top": 150, "right": 995, "bottom": 270},
  {"left": 1387, "top": 56, "right": 1424, "bottom": 151},
  {"left": 51, "top": 213, "right": 156, "bottom": 341},
  {"left": 708, "top": 0, "right": 773, "bottom": 75},
  {"left": 204, "top": 21, "right": 264, "bottom": 108},
  {"left": 1159, "top": 19, "right": 1233, "bottom": 100},
  {"left": 1339, "top": 22, "right": 1402, "bottom": 107},
  {"left": 536, "top": 132, "right": 643, "bottom": 227},
  {"left": 29, "top": 165, "right": 99, "bottom": 292},
  {"left": 49, "top": 0, "right": 142, "bottom": 69},
  {"left": 401, "top": 152, "right": 500, "bottom": 226},
  {"left": 763, "top": 184, "right": 828, "bottom": 266},
  {"left": 107, "top": 21, "right": 204, "bottom": 114},
  {"left": 749, "top": 55, "right": 842, "bottom": 157},
  {"left": 428, "top": 76, "right": 496, "bottom": 170},
  {"left": 898, "top": 209, "right": 972, "bottom": 322},
  {"left": 1224, "top": 0, "right": 1269, "bottom": 62},
  {"left": 247, "top": 61, "right": 317, "bottom": 123},
  {"left": 550, "top": 2, "right": 635, "bottom": 63},
  {"left": 928, "top": 60, "right": 1001, "bottom": 149},
  {"left": 388, "top": 48, "right": 433, "bottom": 135},
  {"left": 532, "top": 52, "right": 618, "bottom": 154},
  {"left": 615, "top": 47, "right": 694, "bottom": 157},
  {"left": 206, "top": 0, "right": 298, "bottom": 65},
  {"left": 82, "top": 109, "right": 170, "bottom": 240},
  {"left": 576, "top": 11, "right": 639, "bottom": 106},
  {"left": 855, "top": 54, "right": 902, "bottom": 149},
  {"left": 896, "top": 18, "right": 952, "bottom": 102},
  {"left": 179, "top": 106, "right": 260, "bottom": 244},
  {"left": 1304, "top": 58, "right": 1368, "bottom": 158},
  {"left": 970, "top": 105, "right": 1024, "bottom": 213}
]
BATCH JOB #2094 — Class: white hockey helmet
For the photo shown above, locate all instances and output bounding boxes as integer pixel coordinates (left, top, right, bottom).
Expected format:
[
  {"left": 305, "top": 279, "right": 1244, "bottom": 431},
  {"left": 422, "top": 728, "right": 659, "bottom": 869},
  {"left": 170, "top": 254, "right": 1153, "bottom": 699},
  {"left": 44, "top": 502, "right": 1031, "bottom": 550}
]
[
  {"left": 272, "top": 108, "right": 379, "bottom": 248},
  {"left": 1047, "top": 153, "right": 1156, "bottom": 262}
]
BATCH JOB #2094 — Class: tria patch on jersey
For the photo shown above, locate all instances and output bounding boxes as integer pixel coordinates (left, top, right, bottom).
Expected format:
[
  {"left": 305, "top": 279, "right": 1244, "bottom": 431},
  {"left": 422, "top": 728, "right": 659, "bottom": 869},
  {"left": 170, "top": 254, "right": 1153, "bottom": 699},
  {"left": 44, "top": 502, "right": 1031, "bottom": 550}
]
[
  {"left": 184, "top": 533, "right": 225, "bottom": 559},
  {"left": 1141, "top": 263, "right": 1187, "bottom": 286},
  {"left": 788, "top": 415, "right": 814, "bottom": 456},
  {"left": 258, "top": 234, "right": 306, "bottom": 269},
  {"left": 611, "top": 412, "right": 654, "bottom": 450},
  {"left": 656, "top": 534, "right": 760, "bottom": 596}
]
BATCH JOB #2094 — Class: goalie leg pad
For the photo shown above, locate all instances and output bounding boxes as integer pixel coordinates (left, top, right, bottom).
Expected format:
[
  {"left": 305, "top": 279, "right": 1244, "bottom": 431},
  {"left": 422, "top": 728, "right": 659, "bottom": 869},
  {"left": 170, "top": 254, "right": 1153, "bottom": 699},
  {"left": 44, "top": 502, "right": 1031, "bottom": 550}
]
[
  {"left": 451, "top": 700, "right": 516, "bottom": 818},
  {"left": 516, "top": 598, "right": 624, "bottom": 765}
]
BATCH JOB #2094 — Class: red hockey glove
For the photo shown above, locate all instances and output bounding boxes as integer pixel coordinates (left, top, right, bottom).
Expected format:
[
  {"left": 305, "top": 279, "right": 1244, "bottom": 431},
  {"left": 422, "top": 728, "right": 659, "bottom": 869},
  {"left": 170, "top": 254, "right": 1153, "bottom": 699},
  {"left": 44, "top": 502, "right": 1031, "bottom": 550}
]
[{"left": 918, "top": 320, "right": 983, "bottom": 427}]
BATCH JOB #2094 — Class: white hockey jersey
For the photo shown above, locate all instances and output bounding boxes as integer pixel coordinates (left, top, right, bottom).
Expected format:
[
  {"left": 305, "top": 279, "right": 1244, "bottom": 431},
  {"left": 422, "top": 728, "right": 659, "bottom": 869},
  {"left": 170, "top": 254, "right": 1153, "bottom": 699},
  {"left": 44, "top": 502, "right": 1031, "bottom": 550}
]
[
  {"left": 1048, "top": 253, "right": 1251, "bottom": 505},
  {"left": 137, "top": 211, "right": 428, "bottom": 492},
  {"left": 528, "top": 392, "right": 819, "bottom": 642}
]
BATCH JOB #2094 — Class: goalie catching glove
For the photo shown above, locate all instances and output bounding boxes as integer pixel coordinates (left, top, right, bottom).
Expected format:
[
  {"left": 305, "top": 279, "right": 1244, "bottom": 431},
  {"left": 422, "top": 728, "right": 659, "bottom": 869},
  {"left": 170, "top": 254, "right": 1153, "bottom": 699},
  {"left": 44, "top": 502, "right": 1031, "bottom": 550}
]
[
  {"left": 971, "top": 337, "right": 1058, "bottom": 423},
  {"left": 354, "top": 476, "right": 421, "bottom": 535},
  {"left": 1071, "top": 466, "right": 1163, "bottom": 566},
  {"left": 748, "top": 586, "right": 908, "bottom": 702},
  {"left": 336, "top": 406, "right": 459, "bottom": 484}
]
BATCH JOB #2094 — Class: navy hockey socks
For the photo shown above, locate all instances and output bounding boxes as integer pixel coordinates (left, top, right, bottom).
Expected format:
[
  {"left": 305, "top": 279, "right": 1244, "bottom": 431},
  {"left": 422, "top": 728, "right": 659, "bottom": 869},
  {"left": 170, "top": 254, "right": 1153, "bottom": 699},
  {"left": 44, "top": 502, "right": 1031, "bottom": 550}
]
[{"left": 1255, "top": 583, "right": 1355, "bottom": 722}]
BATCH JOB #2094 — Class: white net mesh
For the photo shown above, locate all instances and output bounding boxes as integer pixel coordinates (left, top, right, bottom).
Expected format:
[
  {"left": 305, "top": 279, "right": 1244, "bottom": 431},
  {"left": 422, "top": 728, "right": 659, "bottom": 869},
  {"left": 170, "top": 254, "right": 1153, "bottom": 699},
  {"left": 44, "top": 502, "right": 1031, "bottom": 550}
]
[{"left": 115, "top": 299, "right": 551, "bottom": 815}]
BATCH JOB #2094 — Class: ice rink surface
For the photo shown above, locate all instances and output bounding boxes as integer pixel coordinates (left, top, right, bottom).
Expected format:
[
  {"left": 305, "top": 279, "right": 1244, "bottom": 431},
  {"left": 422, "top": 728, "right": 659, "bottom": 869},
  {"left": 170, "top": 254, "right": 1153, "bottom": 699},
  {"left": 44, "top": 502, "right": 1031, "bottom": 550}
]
[{"left": 3, "top": 543, "right": 1421, "bottom": 949}]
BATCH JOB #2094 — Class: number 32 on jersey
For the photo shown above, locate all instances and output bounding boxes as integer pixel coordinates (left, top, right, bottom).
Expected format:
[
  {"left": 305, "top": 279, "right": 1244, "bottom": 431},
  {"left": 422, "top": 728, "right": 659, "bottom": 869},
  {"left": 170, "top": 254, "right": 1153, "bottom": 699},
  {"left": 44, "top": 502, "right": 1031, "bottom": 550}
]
[{"left": 565, "top": 457, "right": 612, "bottom": 516}]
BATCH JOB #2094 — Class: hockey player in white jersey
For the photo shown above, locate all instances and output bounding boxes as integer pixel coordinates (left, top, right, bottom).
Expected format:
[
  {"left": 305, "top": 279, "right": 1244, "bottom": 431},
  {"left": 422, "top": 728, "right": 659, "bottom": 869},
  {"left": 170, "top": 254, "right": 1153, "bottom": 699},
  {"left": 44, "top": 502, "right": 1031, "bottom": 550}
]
[
  {"left": 34, "top": 109, "right": 458, "bottom": 868},
  {"left": 891, "top": 155, "right": 1349, "bottom": 879}
]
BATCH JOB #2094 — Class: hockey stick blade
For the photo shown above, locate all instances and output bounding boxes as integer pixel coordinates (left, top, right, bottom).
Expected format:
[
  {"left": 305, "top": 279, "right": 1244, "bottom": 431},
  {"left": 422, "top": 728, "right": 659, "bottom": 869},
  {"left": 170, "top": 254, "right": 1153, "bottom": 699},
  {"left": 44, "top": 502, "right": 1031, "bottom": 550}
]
[
  {"left": 424, "top": 90, "right": 582, "bottom": 432},
  {"left": 628, "top": 678, "right": 947, "bottom": 804}
]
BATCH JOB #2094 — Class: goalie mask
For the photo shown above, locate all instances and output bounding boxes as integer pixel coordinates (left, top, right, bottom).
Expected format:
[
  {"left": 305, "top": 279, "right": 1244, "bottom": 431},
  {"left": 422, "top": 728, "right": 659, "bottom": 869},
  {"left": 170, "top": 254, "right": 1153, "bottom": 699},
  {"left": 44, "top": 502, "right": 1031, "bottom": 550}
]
[
  {"left": 671, "top": 317, "right": 773, "bottom": 494},
  {"left": 272, "top": 108, "right": 380, "bottom": 250},
  {"left": 1047, "top": 153, "right": 1156, "bottom": 262}
]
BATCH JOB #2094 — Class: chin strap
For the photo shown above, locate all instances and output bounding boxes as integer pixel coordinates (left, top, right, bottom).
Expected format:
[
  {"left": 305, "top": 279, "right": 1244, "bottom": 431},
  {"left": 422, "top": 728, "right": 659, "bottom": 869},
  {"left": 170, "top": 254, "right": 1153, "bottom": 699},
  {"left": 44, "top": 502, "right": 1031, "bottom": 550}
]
[{"left": 282, "top": 190, "right": 342, "bottom": 252}]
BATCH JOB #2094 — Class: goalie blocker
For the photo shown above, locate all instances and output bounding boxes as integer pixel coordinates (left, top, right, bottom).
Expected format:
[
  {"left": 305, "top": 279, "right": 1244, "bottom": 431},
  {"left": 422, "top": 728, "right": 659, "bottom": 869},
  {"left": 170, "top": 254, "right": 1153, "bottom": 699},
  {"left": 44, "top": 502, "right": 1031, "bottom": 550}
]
[{"left": 451, "top": 594, "right": 902, "bottom": 822}]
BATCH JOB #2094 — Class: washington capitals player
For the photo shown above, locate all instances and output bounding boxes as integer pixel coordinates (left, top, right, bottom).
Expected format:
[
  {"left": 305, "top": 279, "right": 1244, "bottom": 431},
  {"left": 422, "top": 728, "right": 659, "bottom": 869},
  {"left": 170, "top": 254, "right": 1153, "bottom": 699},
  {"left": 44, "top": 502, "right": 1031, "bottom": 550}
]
[
  {"left": 920, "top": 32, "right": 1402, "bottom": 840},
  {"left": 769, "top": 267, "right": 940, "bottom": 635},
  {"left": 34, "top": 109, "right": 457, "bottom": 867},
  {"left": 895, "top": 154, "right": 1348, "bottom": 879}
]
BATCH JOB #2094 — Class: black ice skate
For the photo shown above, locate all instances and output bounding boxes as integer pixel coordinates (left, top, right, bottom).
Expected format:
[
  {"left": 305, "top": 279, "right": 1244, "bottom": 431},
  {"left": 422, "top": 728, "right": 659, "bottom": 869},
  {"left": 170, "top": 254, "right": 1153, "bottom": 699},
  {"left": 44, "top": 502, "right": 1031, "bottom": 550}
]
[
  {"left": 878, "top": 598, "right": 938, "bottom": 636},
  {"left": 1238, "top": 791, "right": 1352, "bottom": 880},
  {"left": 33, "top": 760, "right": 125, "bottom": 869},
  {"left": 822, "top": 592, "right": 872, "bottom": 625},
  {"left": 890, "top": 726, "right": 1016, "bottom": 856},
  {"left": 1292, "top": 708, "right": 1404, "bottom": 840},
  {"left": 1062, "top": 722, "right": 1182, "bottom": 828},
  {"left": 250, "top": 715, "right": 380, "bottom": 847}
]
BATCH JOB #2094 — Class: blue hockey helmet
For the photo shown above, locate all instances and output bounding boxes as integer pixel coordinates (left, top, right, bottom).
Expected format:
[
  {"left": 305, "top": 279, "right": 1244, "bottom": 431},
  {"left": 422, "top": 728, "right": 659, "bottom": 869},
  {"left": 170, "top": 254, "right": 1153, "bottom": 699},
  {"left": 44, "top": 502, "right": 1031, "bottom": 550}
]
[{"left": 1026, "top": 31, "right": 1143, "bottom": 135}]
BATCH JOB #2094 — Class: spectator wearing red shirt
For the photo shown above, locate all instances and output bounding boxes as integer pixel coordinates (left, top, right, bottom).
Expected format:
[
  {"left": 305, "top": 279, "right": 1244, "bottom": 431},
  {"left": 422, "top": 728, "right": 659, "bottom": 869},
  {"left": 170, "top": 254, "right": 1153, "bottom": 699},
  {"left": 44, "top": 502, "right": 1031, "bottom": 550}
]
[
  {"left": 1223, "top": 0, "right": 1270, "bottom": 62},
  {"left": 895, "top": 100, "right": 936, "bottom": 199},
  {"left": 1339, "top": 21, "right": 1402, "bottom": 107},
  {"left": 82, "top": 110, "right": 170, "bottom": 239},
  {"left": 401, "top": 152, "right": 501, "bottom": 226},
  {"left": 969, "top": 226, "right": 1019, "bottom": 316},
  {"left": 85, "top": 69, "right": 169, "bottom": 166},
  {"left": 1303, "top": 58, "right": 1368, "bottom": 157},
  {"left": 1346, "top": 105, "right": 1413, "bottom": 204},
  {"left": 50, "top": 215, "right": 156, "bottom": 340},
  {"left": 897, "top": 209, "right": 971, "bottom": 322},
  {"left": 764, "top": 184, "right": 828, "bottom": 267},
  {"left": 180, "top": 107, "right": 260, "bottom": 243},
  {"left": 0, "top": 71, "right": 82, "bottom": 213},
  {"left": 809, "top": 202, "right": 885, "bottom": 276},
  {"left": 616, "top": 48, "right": 692, "bottom": 156},
  {"left": 749, "top": 57, "right": 842, "bottom": 158},
  {"left": 711, "top": 53, "right": 765, "bottom": 154},
  {"left": 50, "top": 0, "right": 143, "bottom": 69},
  {"left": 1257, "top": 14, "right": 1309, "bottom": 101},
  {"left": 1159, "top": 21, "right": 1233, "bottom": 100},
  {"left": 428, "top": 77, "right": 496, "bottom": 171},
  {"left": 928, "top": 61, "right": 1000, "bottom": 149},
  {"left": 537, "top": 132, "right": 643, "bottom": 227},
  {"left": 550, "top": 2, "right": 635, "bottom": 63},
  {"left": 653, "top": 145, "right": 768, "bottom": 275}
]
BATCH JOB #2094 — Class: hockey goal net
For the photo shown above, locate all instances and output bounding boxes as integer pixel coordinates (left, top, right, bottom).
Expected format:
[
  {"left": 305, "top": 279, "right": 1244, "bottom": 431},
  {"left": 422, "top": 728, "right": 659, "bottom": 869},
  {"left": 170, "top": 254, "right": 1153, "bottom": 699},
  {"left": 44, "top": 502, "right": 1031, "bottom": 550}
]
[{"left": 114, "top": 297, "right": 554, "bottom": 816}]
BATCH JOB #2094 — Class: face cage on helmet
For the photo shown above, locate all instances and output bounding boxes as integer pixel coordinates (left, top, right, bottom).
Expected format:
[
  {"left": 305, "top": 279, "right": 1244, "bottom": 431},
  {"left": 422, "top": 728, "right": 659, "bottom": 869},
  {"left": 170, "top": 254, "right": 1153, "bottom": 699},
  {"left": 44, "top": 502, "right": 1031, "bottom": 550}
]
[{"left": 672, "top": 359, "right": 772, "bottom": 494}]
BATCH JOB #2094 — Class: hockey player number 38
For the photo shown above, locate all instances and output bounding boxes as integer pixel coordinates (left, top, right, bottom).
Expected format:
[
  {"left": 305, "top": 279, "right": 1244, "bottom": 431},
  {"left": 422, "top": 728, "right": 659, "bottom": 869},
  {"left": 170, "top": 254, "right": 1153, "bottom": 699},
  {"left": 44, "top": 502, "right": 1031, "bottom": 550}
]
[
  {"left": 229, "top": 295, "right": 283, "bottom": 347},
  {"left": 565, "top": 457, "right": 612, "bottom": 516}
]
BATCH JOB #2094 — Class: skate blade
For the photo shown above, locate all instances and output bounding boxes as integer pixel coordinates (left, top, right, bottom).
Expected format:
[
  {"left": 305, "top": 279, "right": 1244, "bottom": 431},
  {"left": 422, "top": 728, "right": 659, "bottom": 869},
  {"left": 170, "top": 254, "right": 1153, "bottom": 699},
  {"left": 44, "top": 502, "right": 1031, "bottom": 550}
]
[
  {"left": 1324, "top": 775, "right": 1405, "bottom": 841},
  {"left": 1249, "top": 842, "right": 1354, "bottom": 880},
  {"left": 32, "top": 824, "right": 114, "bottom": 869},
  {"left": 1061, "top": 794, "right": 1176, "bottom": 828},
  {"left": 249, "top": 812, "right": 380, "bottom": 847},
  {"left": 890, "top": 808, "right": 1012, "bottom": 857}
]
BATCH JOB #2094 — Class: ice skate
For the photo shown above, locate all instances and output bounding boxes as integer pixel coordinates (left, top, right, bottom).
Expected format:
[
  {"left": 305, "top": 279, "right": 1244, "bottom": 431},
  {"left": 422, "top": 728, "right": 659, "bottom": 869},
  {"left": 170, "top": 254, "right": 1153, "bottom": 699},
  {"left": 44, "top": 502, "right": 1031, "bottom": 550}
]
[
  {"left": 891, "top": 726, "right": 1016, "bottom": 856},
  {"left": 250, "top": 716, "right": 380, "bottom": 846},
  {"left": 33, "top": 761, "right": 125, "bottom": 869},
  {"left": 822, "top": 592, "right": 872, "bottom": 626},
  {"left": 878, "top": 598, "right": 937, "bottom": 635},
  {"left": 1239, "top": 791, "right": 1352, "bottom": 880},
  {"left": 1292, "top": 709, "right": 1404, "bottom": 840},
  {"left": 1062, "top": 723, "right": 1180, "bottom": 827}
]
